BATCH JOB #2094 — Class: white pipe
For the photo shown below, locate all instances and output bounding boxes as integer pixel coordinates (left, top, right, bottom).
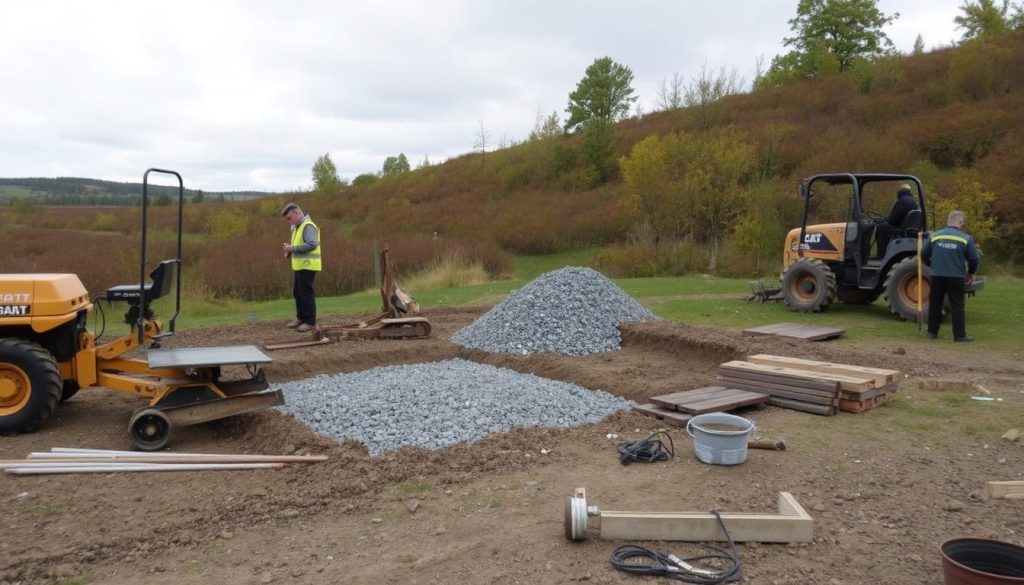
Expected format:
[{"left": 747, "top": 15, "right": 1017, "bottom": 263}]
[
  {"left": 7, "top": 463, "right": 282, "bottom": 475},
  {"left": 28, "top": 452, "right": 326, "bottom": 462},
  {"left": 15, "top": 454, "right": 326, "bottom": 464}
]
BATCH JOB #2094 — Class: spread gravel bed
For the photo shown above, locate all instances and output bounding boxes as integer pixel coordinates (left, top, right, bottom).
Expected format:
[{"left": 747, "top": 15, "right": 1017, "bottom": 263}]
[
  {"left": 452, "top": 266, "right": 658, "bottom": 355},
  {"left": 276, "top": 358, "right": 635, "bottom": 455}
]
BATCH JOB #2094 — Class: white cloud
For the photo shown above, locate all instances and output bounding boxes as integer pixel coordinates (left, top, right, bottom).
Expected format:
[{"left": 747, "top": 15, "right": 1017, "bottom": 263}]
[{"left": 0, "top": 0, "right": 962, "bottom": 191}]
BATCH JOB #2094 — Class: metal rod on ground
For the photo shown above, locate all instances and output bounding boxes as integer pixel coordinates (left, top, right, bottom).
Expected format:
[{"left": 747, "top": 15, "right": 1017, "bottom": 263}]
[{"left": 7, "top": 463, "right": 284, "bottom": 476}]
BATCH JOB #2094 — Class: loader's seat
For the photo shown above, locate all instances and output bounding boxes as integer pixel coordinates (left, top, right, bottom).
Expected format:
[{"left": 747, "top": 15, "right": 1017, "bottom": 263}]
[
  {"left": 897, "top": 209, "right": 922, "bottom": 237},
  {"left": 106, "top": 259, "right": 178, "bottom": 304}
]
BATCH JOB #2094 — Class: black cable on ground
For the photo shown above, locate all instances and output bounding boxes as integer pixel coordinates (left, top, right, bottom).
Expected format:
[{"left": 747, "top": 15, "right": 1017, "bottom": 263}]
[
  {"left": 616, "top": 430, "right": 674, "bottom": 465},
  {"left": 610, "top": 510, "right": 742, "bottom": 584}
]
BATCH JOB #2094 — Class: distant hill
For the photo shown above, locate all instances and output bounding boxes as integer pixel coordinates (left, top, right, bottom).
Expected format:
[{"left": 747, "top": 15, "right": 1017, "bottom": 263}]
[{"left": 0, "top": 177, "right": 276, "bottom": 206}]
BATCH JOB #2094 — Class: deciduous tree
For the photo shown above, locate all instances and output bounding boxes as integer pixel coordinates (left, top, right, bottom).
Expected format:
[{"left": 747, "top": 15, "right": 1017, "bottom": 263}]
[
  {"left": 312, "top": 153, "right": 341, "bottom": 192},
  {"left": 757, "top": 0, "right": 898, "bottom": 88},
  {"left": 954, "top": 0, "right": 1020, "bottom": 40},
  {"left": 382, "top": 153, "right": 411, "bottom": 176},
  {"left": 565, "top": 57, "right": 636, "bottom": 132}
]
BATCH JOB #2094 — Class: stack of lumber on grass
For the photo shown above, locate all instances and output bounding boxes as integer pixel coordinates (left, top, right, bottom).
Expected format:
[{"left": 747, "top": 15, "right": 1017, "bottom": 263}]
[
  {"left": 715, "top": 355, "right": 900, "bottom": 415},
  {"left": 634, "top": 386, "right": 770, "bottom": 426}
]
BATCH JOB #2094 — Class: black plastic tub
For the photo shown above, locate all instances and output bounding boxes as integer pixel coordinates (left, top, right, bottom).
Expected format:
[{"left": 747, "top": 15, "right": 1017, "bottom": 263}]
[{"left": 941, "top": 538, "right": 1024, "bottom": 585}]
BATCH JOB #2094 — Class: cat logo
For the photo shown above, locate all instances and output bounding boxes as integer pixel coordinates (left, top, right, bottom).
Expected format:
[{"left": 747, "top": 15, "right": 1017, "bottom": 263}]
[
  {"left": 792, "top": 232, "right": 837, "bottom": 252},
  {"left": 0, "top": 305, "right": 30, "bottom": 317}
]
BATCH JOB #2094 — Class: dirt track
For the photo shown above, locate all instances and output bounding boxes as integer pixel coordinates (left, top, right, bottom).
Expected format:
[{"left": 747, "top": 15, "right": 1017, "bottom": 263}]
[{"left": 2, "top": 307, "right": 1023, "bottom": 584}]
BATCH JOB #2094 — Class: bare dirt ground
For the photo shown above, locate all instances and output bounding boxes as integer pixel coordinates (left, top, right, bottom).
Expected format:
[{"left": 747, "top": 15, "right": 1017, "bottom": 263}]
[{"left": 2, "top": 306, "right": 1023, "bottom": 585}]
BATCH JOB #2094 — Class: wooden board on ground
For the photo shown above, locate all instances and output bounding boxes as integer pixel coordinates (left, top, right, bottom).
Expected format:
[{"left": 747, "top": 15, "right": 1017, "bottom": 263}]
[
  {"left": 633, "top": 404, "right": 692, "bottom": 427},
  {"left": 650, "top": 386, "right": 769, "bottom": 415},
  {"left": 742, "top": 322, "right": 845, "bottom": 341},
  {"left": 747, "top": 354, "right": 899, "bottom": 386},
  {"left": 984, "top": 481, "right": 1024, "bottom": 500},
  {"left": 597, "top": 491, "right": 814, "bottom": 543}
]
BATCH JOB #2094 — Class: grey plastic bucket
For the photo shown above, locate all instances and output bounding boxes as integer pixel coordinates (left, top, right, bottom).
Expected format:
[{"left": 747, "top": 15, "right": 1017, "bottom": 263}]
[{"left": 685, "top": 412, "right": 755, "bottom": 466}]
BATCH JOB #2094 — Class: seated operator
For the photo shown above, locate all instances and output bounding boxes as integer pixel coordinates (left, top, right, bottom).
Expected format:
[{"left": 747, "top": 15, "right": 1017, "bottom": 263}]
[{"left": 874, "top": 183, "right": 918, "bottom": 257}]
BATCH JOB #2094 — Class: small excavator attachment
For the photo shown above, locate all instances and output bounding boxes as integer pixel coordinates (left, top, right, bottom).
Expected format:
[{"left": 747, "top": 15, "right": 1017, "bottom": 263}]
[{"left": 264, "top": 246, "right": 432, "bottom": 350}]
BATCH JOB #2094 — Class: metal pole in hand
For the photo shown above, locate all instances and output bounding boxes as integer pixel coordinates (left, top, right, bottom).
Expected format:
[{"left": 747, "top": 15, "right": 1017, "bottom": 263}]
[{"left": 916, "top": 232, "right": 923, "bottom": 335}]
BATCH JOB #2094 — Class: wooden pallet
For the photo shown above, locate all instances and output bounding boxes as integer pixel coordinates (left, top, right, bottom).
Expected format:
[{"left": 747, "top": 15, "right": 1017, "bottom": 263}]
[
  {"left": 650, "top": 386, "right": 769, "bottom": 415},
  {"left": 838, "top": 392, "right": 892, "bottom": 413},
  {"left": 742, "top": 322, "right": 845, "bottom": 341},
  {"left": 633, "top": 404, "right": 692, "bottom": 427}
]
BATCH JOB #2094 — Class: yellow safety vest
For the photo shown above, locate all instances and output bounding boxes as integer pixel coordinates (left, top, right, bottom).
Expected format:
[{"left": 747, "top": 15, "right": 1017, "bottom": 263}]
[{"left": 290, "top": 216, "right": 322, "bottom": 272}]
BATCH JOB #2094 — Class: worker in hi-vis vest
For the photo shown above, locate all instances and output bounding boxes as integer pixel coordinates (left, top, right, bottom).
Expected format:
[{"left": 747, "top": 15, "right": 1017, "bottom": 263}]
[
  {"left": 280, "top": 203, "right": 322, "bottom": 333},
  {"left": 921, "top": 209, "right": 980, "bottom": 343}
]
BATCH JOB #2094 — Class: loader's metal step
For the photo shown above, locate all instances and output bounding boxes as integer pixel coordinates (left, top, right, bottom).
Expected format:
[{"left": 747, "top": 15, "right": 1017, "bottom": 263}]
[{"left": 147, "top": 345, "right": 272, "bottom": 368}]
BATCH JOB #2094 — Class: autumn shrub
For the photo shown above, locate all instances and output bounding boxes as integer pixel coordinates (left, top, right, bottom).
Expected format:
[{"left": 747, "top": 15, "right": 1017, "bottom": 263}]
[
  {"left": 205, "top": 209, "right": 250, "bottom": 241},
  {"left": 593, "top": 243, "right": 657, "bottom": 278}
]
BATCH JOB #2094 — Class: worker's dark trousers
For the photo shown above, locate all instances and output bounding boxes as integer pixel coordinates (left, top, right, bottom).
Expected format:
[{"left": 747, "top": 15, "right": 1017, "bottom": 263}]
[
  {"left": 928, "top": 275, "right": 966, "bottom": 339},
  {"left": 293, "top": 269, "right": 317, "bottom": 326}
]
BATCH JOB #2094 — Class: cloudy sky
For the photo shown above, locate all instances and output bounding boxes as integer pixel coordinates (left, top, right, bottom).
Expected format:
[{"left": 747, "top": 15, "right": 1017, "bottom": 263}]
[{"left": 0, "top": 1, "right": 964, "bottom": 192}]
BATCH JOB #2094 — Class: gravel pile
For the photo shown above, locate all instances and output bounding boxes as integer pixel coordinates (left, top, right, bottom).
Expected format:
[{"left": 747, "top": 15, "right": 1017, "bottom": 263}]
[
  {"left": 276, "top": 358, "right": 634, "bottom": 455},
  {"left": 452, "top": 266, "right": 657, "bottom": 355}
]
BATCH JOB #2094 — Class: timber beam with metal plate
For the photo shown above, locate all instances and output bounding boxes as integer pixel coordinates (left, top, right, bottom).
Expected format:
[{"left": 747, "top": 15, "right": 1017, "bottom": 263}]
[{"left": 565, "top": 488, "right": 813, "bottom": 543}]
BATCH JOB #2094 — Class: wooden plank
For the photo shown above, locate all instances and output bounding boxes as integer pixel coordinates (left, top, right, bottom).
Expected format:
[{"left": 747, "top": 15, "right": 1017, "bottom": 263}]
[
  {"left": 771, "top": 325, "right": 845, "bottom": 341},
  {"left": 598, "top": 492, "right": 813, "bottom": 543},
  {"left": 674, "top": 391, "right": 769, "bottom": 415},
  {"left": 748, "top": 355, "right": 898, "bottom": 386},
  {"left": 649, "top": 386, "right": 733, "bottom": 409},
  {"left": 742, "top": 323, "right": 805, "bottom": 336},
  {"left": 716, "top": 368, "right": 839, "bottom": 393},
  {"left": 719, "top": 361, "right": 874, "bottom": 392},
  {"left": 633, "top": 404, "right": 692, "bottom": 427},
  {"left": 984, "top": 481, "right": 1024, "bottom": 499},
  {"left": 840, "top": 382, "right": 898, "bottom": 401},
  {"left": 838, "top": 393, "right": 891, "bottom": 413},
  {"left": 650, "top": 387, "right": 768, "bottom": 414},
  {"left": 766, "top": 396, "right": 837, "bottom": 416},
  {"left": 741, "top": 323, "right": 844, "bottom": 341},
  {"left": 718, "top": 379, "right": 838, "bottom": 406}
]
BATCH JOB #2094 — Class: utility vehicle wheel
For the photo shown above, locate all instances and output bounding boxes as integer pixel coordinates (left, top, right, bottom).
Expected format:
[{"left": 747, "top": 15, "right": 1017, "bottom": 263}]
[
  {"left": 60, "top": 380, "right": 80, "bottom": 403},
  {"left": 781, "top": 258, "right": 837, "bottom": 312},
  {"left": 884, "top": 257, "right": 931, "bottom": 321},
  {"left": 129, "top": 408, "right": 172, "bottom": 451},
  {"left": 836, "top": 288, "right": 880, "bottom": 305},
  {"left": 0, "top": 338, "right": 62, "bottom": 435}
]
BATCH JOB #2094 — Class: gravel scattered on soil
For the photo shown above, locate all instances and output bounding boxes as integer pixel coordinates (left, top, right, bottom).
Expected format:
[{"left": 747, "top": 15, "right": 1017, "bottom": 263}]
[
  {"left": 452, "top": 266, "right": 658, "bottom": 355},
  {"left": 276, "top": 358, "right": 635, "bottom": 454}
]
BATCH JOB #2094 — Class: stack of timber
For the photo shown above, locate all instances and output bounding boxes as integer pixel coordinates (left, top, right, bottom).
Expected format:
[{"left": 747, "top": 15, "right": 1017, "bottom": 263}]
[
  {"left": 634, "top": 386, "right": 770, "bottom": 426},
  {"left": 715, "top": 355, "right": 900, "bottom": 415}
]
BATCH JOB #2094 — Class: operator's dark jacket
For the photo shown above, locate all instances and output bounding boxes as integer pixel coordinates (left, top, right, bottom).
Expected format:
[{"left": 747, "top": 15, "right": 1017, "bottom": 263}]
[
  {"left": 887, "top": 191, "right": 917, "bottom": 227},
  {"left": 921, "top": 226, "right": 980, "bottom": 277}
]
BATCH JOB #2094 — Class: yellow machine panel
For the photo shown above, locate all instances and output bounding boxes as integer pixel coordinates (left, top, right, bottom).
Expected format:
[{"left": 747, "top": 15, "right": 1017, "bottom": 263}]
[
  {"left": 782, "top": 223, "right": 847, "bottom": 267},
  {"left": 0, "top": 274, "right": 92, "bottom": 332}
]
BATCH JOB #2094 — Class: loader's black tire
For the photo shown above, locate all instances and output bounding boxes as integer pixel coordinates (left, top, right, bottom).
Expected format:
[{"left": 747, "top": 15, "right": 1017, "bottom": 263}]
[
  {"left": 60, "top": 380, "right": 80, "bottom": 403},
  {"left": 836, "top": 288, "right": 881, "bottom": 305},
  {"left": 884, "top": 257, "right": 930, "bottom": 321},
  {"left": 0, "top": 338, "right": 62, "bottom": 435},
  {"left": 781, "top": 258, "right": 837, "bottom": 313}
]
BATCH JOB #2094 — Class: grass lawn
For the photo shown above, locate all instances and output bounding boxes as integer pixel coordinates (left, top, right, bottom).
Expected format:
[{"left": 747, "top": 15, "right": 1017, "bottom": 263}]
[{"left": 157, "top": 261, "right": 1022, "bottom": 356}]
